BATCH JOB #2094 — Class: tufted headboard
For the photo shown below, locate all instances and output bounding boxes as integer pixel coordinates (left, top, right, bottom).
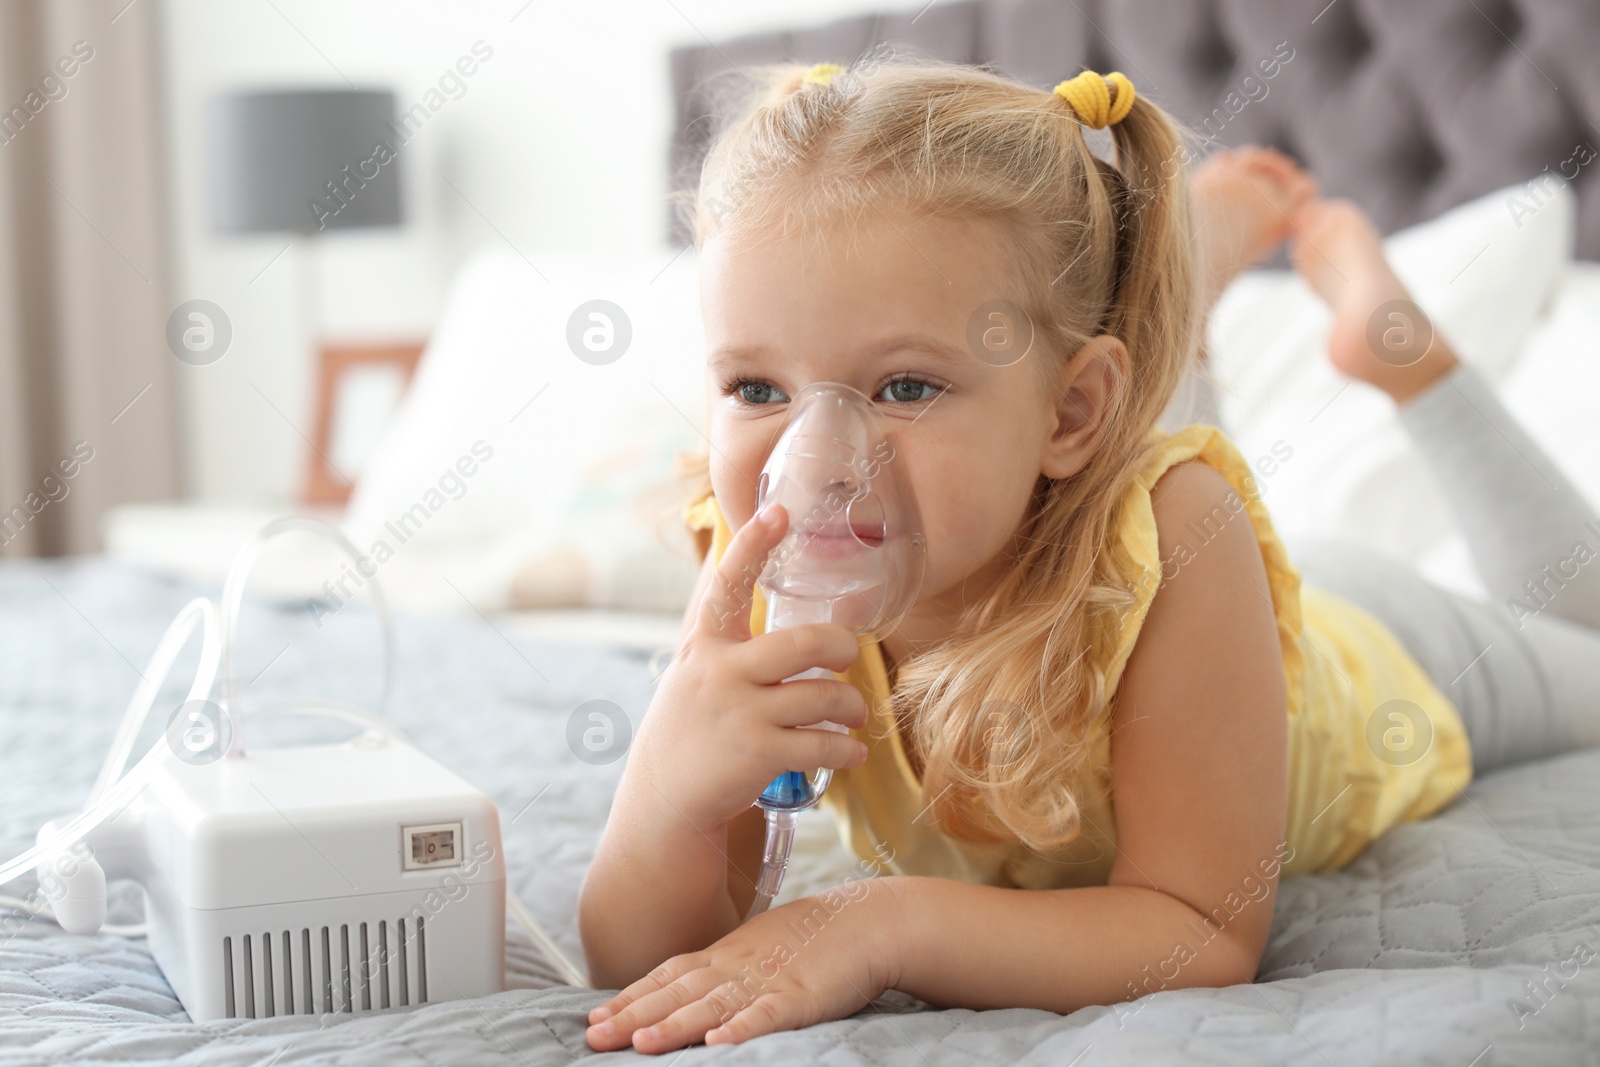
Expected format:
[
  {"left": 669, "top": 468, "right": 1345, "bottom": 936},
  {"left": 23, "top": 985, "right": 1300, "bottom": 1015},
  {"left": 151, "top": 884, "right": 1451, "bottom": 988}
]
[{"left": 667, "top": 0, "right": 1600, "bottom": 258}]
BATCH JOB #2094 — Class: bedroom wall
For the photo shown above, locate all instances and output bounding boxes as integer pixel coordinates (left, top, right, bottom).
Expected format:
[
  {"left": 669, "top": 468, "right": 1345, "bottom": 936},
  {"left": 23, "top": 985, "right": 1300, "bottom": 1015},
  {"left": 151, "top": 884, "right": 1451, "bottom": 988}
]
[{"left": 161, "top": 0, "right": 908, "bottom": 504}]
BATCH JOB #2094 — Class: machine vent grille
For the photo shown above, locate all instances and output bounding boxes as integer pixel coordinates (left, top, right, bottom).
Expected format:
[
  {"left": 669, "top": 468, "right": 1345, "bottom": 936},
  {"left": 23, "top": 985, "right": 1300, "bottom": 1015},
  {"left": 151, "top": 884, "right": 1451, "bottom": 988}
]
[{"left": 222, "top": 915, "right": 427, "bottom": 1018}]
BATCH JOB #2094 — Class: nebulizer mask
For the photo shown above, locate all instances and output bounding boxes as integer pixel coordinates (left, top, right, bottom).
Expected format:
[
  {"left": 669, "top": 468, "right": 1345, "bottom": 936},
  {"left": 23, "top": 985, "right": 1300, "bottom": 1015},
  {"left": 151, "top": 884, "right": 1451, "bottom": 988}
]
[{"left": 743, "top": 382, "right": 926, "bottom": 920}]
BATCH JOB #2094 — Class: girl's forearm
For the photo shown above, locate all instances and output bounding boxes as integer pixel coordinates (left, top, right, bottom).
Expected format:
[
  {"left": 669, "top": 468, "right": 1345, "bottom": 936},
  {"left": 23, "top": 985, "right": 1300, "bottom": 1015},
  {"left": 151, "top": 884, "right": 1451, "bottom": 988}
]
[
  {"left": 579, "top": 777, "right": 741, "bottom": 988},
  {"left": 870, "top": 876, "right": 1262, "bottom": 1013}
]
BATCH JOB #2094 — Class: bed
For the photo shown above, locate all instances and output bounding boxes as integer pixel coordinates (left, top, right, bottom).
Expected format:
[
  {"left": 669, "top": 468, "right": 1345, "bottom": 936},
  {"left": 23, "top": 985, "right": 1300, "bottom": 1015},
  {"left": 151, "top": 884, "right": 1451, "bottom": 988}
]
[
  {"left": 7, "top": 0, "right": 1600, "bottom": 1063},
  {"left": 5, "top": 561, "right": 1600, "bottom": 1065}
]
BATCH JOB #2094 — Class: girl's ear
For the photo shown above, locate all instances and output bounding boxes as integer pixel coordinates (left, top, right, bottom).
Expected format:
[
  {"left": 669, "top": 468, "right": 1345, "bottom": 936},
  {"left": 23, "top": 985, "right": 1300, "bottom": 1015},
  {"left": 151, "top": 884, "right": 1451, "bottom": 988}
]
[{"left": 1040, "top": 334, "right": 1130, "bottom": 481}]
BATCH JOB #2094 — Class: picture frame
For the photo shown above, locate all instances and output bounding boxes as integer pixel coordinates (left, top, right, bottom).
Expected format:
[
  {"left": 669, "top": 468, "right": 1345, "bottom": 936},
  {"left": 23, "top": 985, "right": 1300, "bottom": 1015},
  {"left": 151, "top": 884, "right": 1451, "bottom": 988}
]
[{"left": 305, "top": 341, "right": 426, "bottom": 505}]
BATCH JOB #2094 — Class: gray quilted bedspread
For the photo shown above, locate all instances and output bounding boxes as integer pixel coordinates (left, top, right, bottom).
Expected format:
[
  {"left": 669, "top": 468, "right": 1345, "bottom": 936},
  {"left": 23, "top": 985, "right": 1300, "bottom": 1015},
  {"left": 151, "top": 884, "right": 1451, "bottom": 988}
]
[{"left": 2, "top": 559, "right": 1598, "bottom": 1065}]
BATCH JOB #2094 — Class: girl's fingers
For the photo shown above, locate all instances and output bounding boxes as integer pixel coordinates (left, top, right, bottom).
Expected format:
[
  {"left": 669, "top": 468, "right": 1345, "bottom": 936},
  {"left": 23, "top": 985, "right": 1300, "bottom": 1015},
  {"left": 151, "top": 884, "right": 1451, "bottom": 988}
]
[
  {"left": 587, "top": 967, "right": 725, "bottom": 1052},
  {"left": 695, "top": 503, "right": 788, "bottom": 642},
  {"left": 634, "top": 982, "right": 775, "bottom": 1053},
  {"left": 588, "top": 952, "right": 702, "bottom": 1026},
  {"left": 706, "top": 992, "right": 799, "bottom": 1045},
  {"left": 761, "top": 678, "right": 870, "bottom": 730},
  {"left": 777, "top": 721, "right": 870, "bottom": 772},
  {"left": 737, "top": 623, "right": 861, "bottom": 684}
]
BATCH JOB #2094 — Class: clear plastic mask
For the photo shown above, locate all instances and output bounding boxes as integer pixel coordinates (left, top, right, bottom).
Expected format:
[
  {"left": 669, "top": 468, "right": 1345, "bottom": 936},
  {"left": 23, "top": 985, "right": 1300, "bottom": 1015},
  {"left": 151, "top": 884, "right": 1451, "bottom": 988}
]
[
  {"left": 754, "top": 381, "right": 927, "bottom": 639},
  {"left": 751, "top": 381, "right": 927, "bottom": 813}
]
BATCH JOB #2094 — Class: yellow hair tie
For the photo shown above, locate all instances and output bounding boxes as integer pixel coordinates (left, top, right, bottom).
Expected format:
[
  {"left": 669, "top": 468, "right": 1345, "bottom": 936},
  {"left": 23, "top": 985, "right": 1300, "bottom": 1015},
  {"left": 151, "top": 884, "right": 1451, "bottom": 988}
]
[
  {"left": 1052, "top": 70, "right": 1136, "bottom": 129},
  {"left": 802, "top": 62, "right": 843, "bottom": 88}
]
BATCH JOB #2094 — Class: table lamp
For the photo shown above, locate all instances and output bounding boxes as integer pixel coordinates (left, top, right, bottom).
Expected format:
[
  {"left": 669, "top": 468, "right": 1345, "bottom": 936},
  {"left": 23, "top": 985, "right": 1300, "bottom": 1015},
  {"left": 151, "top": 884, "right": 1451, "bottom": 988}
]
[{"left": 205, "top": 89, "right": 408, "bottom": 504}]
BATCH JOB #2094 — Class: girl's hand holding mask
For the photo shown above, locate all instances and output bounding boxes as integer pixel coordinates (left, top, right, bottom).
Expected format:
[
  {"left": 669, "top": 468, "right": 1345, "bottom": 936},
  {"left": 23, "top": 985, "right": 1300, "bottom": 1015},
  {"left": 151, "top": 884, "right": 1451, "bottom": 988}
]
[{"left": 625, "top": 503, "right": 870, "bottom": 837}]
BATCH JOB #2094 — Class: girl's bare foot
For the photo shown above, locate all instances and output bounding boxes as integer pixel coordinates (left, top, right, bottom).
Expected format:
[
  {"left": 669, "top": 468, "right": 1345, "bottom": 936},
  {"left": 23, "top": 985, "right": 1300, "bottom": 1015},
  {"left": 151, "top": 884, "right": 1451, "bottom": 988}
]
[
  {"left": 1191, "top": 146, "right": 1319, "bottom": 308},
  {"left": 1288, "top": 198, "right": 1460, "bottom": 406}
]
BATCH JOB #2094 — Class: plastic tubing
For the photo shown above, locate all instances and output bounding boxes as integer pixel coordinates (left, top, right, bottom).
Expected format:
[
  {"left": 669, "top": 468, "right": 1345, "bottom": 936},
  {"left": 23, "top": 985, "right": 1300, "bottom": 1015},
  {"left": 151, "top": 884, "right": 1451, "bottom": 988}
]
[
  {"left": 88, "top": 597, "right": 219, "bottom": 805},
  {"left": 744, "top": 809, "right": 800, "bottom": 921},
  {"left": 2, "top": 516, "right": 395, "bottom": 895},
  {"left": 218, "top": 516, "right": 397, "bottom": 752},
  {"left": 6, "top": 518, "right": 584, "bottom": 990},
  {"left": 0, "top": 735, "right": 163, "bottom": 892},
  {"left": 507, "top": 887, "right": 590, "bottom": 988},
  {"left": 0, "top": 597, "right": 220, "bottom": 892}
]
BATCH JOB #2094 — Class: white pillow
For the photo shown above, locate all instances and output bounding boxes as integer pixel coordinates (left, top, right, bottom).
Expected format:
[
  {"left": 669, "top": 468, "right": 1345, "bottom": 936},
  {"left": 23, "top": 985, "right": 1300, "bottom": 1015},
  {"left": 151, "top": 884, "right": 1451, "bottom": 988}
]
[
  {"left": 1498, "top": 264, "right": 1600, "bottom": 517},
  {"left": 343, "top": 247, "right": 708, "bottom": 615},
  {"left": 1204, "top": 181, "right": 1577, "bottom": 594}
]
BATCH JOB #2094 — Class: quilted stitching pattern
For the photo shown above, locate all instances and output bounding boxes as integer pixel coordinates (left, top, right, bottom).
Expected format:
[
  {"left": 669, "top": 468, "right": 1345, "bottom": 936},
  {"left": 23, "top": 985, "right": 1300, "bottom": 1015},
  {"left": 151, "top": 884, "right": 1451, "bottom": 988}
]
[{"left": 2, "top": 559, "right": 1597, "bottom": 1064}]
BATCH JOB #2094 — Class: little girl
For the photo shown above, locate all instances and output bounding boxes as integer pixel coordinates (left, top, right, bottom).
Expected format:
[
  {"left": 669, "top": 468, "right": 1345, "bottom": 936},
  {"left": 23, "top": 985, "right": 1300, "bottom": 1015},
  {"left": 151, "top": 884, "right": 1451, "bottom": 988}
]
[{"left": 578, "top": 58, "right": 1600, "bottom": 1053}]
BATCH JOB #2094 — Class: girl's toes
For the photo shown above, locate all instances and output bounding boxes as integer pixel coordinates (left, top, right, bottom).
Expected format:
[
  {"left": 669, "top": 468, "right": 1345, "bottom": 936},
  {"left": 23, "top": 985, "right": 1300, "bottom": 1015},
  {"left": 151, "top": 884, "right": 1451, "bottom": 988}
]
[
  {"left": 1258, "top": 146, "right": 1303, "bottom": 175},
  {"left": 1289, "top": 198, "right": 1333, "bottom": 242}
]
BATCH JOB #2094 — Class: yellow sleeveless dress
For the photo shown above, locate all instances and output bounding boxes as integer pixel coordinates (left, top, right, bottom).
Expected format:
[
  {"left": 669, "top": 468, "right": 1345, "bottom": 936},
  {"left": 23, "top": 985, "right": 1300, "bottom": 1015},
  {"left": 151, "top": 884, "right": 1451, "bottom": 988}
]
[{"left": 682, "top": 424, "right": 1473, "bottom": 884}]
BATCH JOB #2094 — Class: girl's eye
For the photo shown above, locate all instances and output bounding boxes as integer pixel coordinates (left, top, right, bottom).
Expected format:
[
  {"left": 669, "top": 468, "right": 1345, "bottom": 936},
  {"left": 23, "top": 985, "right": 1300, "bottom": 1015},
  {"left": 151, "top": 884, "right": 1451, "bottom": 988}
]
[
  {"left": 722, "top": 374, "right": 944, "bottom": 407},
  {"left": 878, "top": 375, "right": 942, "bottom": 404},
  {"left": 726, "top": 379, "right": 790, "bottom": 405}
]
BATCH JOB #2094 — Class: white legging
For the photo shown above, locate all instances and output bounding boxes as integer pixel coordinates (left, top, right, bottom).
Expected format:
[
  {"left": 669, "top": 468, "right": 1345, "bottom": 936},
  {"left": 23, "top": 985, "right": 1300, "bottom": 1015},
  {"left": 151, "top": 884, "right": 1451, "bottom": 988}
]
[{"left": 1166, "top": 361, "right": 1600, "bottom": 775}]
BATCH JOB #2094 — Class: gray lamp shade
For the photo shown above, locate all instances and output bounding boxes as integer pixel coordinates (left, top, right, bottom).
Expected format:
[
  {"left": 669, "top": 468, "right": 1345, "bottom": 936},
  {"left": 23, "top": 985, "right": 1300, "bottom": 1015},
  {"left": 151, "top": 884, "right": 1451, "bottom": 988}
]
[{"left": 208, "top": 89, "right": 403, "bottom": 234}]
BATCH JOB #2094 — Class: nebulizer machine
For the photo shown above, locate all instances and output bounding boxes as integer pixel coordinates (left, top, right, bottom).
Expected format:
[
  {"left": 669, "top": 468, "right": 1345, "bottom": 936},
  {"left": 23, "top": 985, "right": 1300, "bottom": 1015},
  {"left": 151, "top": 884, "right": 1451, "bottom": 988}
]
[
  {"left": 0, "top": 518, "right": 585, "bottom": 1021},
  {"left": 742, "top": 381, "right": 926, "bottom": 920}
]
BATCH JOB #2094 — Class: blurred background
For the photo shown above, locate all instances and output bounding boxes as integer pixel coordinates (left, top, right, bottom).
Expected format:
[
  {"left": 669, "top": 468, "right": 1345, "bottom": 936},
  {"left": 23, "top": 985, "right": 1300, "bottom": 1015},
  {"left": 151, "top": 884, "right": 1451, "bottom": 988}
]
[
  {"left": 0, "top": 0, "right": 880, "bottom": 635},
  {"left": 1, "top": 0, "right": 1597, "bottom": 642},
  {"left": 0, "top": 4, "right": 869, "bottom": 506}
]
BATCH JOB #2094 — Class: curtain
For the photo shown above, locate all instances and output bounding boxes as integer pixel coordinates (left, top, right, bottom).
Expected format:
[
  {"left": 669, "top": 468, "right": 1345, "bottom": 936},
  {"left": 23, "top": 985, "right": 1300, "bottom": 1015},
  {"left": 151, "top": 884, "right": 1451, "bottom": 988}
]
[{"left": 0, "top": 0, "right": 179, "bottom": 558}]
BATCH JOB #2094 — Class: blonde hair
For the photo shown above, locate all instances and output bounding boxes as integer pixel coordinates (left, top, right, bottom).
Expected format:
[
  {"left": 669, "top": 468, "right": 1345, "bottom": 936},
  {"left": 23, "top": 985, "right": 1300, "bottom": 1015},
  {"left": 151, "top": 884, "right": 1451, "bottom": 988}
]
[{"left": 674, "top": 55, "right": 1199, "bottom": 851}]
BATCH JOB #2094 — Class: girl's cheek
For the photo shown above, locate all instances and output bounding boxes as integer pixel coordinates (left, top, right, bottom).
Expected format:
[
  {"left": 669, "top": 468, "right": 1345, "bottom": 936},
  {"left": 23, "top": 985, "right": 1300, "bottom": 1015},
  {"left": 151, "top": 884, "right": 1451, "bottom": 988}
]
[{"left": 708, "top": 451, "right": 757, "bottom": 519}]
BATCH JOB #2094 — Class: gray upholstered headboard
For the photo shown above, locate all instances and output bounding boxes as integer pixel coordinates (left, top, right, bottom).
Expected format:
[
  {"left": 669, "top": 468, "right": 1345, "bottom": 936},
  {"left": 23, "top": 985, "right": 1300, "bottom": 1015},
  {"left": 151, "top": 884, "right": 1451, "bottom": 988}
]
[{"left": 668, "top": 0, "right": 1600, "bottom": 259}]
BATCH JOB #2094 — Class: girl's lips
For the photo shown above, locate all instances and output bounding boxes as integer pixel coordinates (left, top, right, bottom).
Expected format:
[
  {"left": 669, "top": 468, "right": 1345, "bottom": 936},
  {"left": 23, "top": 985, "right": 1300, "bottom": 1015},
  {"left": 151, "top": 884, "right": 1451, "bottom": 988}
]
[
  {"left": 798, "top": 524, "right": 885, "bottom": 557},
  {"left": 810, "top": 522, "right": 884, "bottom": 541}
]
